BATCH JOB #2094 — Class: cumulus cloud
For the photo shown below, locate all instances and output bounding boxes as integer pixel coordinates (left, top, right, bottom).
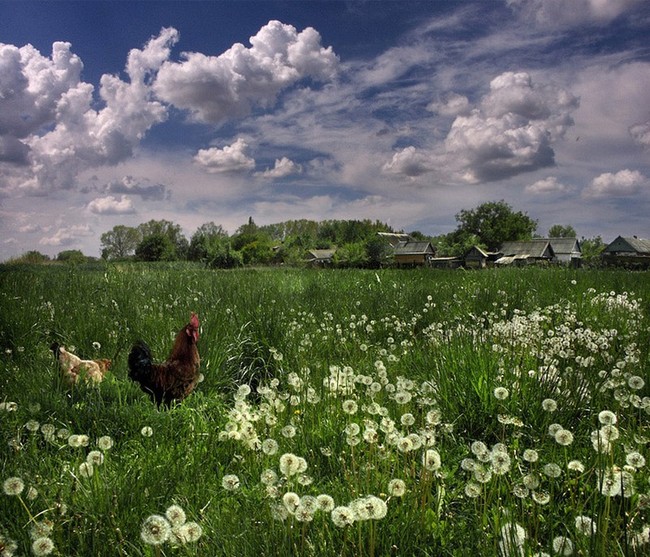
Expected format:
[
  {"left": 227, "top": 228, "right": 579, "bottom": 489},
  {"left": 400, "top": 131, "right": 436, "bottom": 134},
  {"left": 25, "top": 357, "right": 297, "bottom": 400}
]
[
  {"left": 87, "top": 195, "right": 135, "bottom": 215},
  {"left": 153, "top": 20, "right": 338, "bottom": 124},
  {"left": 525, "top": 176, "right": 572, "bottom": 194},
  {"left": 103, "top": 175, "right": 169, "bottom": 200},
  {"left": 0, "top": 28, "right": 178, "bottom": 194},
  {"left": 630, "top": 121, "right": 650, "bottom": 149},
  {"left": 39, "top": 224, "right": 93, "bottom": 246},
  {"left": 194, "top": 138, "right": 256, "bottom": 173},
  {"left": 583, "top": 169, "right": 648, "bottom": 197},
  {"left": 507, "top": 0, "right": 643, "bottom": 26},
  {"left": 257, "top": 157, "right": 302, "bottom": 178},
  {"left": 444, "top": 71, "right": 578, "bottom": 182},
  {"left": 382, "top": 146, "right": 432, "bottom": 178},
  {"left": 427, "top": 92, "right": 470, "bottom": 117}
]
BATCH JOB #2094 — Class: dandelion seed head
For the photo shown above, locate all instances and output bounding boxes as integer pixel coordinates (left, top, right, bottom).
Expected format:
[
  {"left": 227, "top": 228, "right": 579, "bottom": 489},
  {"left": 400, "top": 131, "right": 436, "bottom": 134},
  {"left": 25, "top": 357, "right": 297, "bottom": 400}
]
[
  {"left": 464, "top": 482, "right": 482, "bottom": 498},
  {"left": 598, "top": 410, "right": 617, "bottom": 425},
  {"left": 78, "top": 462, "right": 94, "bottom": 478},
  {"left": 165, "top": 505, "right": 186, "bottom": 526},
  {"left": 523, "top": 449, "right": 539, "bottom": 463},
  {"left": 574, "top": 515, "right": 596, "bottom": 535},
  {"left": 31, "top": 537, "right": 55, "bottom": 556},
  {"left": 141, "top": 426, "right": 153, "bottom": 438},
  {"left": 493, "top": 387, "right": 509, "bottom": 400},
  {"left": 331, "top": 506, "right": 355, "bottom": 527},
  {"left": 567, "top": 460, "right": 585, "bottom": 473},
  {"left": 388, "top": 478, "right": 406, "bottom": 497},
  {"left": 554, "top": 429, "right": 574, "bottom": 446},
  {"left": 282, "top": 491, "right": 300, "bottom": 512},
  {"left": 222, "top": 474, "right": 240, "bottom": 491},
  {"left": 3, "top": 476, "right": 24, "bottom": 496},
  {"left": 140, "top": 514, "right": 171, "bottom": 545},
  {"left": 626, "top": 451, "right": 646, "bottom": 469},
  {"left": 316, "top": 494, "right": 335, "bottom": 512},
  {"left": 552, "top": 535, "right": 574, "bottom": 555},
  {"left": 86, "top": 450, "right": 104, "bottom": 466}
]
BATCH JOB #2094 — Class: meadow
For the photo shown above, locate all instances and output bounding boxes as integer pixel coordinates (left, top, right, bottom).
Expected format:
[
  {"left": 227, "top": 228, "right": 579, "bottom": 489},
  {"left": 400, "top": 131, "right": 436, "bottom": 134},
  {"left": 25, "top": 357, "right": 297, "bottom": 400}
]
[{"left": 0, "top": 264, "right": 648, "bottom": 556}]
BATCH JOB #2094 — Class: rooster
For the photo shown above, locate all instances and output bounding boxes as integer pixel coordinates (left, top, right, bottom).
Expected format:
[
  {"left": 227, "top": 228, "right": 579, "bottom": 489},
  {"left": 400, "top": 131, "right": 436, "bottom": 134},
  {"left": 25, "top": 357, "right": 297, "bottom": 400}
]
[
  {"left": 128, "top": 313, "right": 201, "bottom": 407},
  {"left": 51, "top": 343, "right": 111, "bottom": 385}
]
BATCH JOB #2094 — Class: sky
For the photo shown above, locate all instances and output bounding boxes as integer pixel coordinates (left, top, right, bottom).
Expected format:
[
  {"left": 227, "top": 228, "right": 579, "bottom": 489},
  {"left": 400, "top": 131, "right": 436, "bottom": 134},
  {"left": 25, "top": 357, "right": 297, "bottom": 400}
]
[{"left": 1, "top": 0, "right": 649, "bottom": 260}]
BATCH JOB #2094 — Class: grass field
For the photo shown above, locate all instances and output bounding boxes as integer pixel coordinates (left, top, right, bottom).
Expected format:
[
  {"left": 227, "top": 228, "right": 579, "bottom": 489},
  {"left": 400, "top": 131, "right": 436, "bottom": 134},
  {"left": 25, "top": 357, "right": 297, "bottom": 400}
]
[{"left": 1, "top": 264, "right": 649, "bottom": 556}]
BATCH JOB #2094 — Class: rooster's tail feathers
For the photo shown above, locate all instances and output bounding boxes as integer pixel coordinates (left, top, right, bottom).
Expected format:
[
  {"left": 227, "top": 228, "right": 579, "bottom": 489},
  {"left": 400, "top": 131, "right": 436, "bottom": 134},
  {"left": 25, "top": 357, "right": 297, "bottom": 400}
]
[{"left": 128, "top": 341, "right": 153, "bottom": 383}]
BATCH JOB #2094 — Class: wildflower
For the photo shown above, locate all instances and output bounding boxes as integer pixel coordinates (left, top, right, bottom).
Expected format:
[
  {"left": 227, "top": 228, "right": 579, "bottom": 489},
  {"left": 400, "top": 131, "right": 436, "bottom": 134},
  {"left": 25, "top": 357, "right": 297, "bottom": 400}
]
[
  {"left": 522, "top": 474, "right": 540, "bottom": 490},
  {"left": 30, "top": 520, "right": 53, "bottom": 540},
  {"left": 141, "top": 426, "right": 153, "bottom": 438},
  {"left": 567, "top": 460, "right": 585, "bottom": 473},
  {"left": 279, "top": 453, "right": 302, "bottom": 477},
  {"left": 78, "top": 462, "right": 94, "bottom": 478},
  {"left": 342, "top": 399, "right": 358, "bottom": 414},
  {"left": 25, "top": 420, "right": 40, "bottom": 432},
  {"left": 426, "top": 409, "right": 442, "bottom": 425},
  {"left": 282, "top": 491, "right": 300, "bottom": 512},
  {"left": 31, "top": 537, "right": 55, "bottom": 556},
  {"left": 3, "top": 476, "right": 24, "bottom": 496},
  {"left": 542, "top": 398, "right": 557, "bottom": 412},
  {"left": 626, "top": 451, "right": 646, "bottom": 469},
  {"left": 176, "top": 521, "right": 202, "bottom": 543},
  {"left": 0, "top": 401, "right": 18, "bottom": 412},
  {"left": 97, "top": 435, "right": 114, "bottom": 450},
  {"left": 352, "top": 495, "right": 387, "bottom": 520},
  {"left": 523, "top": 449, "right": 539, "bottom": 463},
  {"left": 388, "top": 478, "right": 407, "bottom": 497},
  {"left": 461, "top": 458, "right": 477, "bottom": 471},
  {"left": 474, "top": 467, "right": 492, "bottom": 484},
  {"left": 331, "top": 506, "right": 355, "bottom": 527},
  {"left": 552, "top": 535, "right": 574, "bottom": 555},
  {"left": 548, "top": 423, "right": 563, "bottom": 437},
  {"left": 317, "top": 494, "right": 335, "bottom": 512},
  {"left": 166, "top": 505, "right": 186, "bottom": 526},
  {"left": 532, "top": 491, "right": 550, "bottom": 505},
  {"left": 490, "top": 451, "right": 512, "bottom": 475},
  {"left": 400, "top": 413, "right": 415, "bottom": 426},
  {"left": 92, "top": 341, "right": 101, "bottom": 350},
  {"left": 422, "top": 449, "right": 441, "bottom": 471},
  {"left": 499, "top": 522, "right": 526, "bottom": 556},
  {"left": 261, "top": 438, "right": 279, "bottom": 456},
  {"left": 628, "top": 376, "right": 645, "bottom": 390},
  {"left": 140, "top": 514, "right": 171, "bottom": 545},
  {"left": 512, "top": 484, "right": 529, "bottom": 499},
  {"left": 554, "top": 429, "right": 574, "bottom": 446},
  {"left": 574, "top": 515, "right": 596, "bottom": 536},
  {"left": 464, "top": 482, "right": 482, "bottom": 498},
  {"left": 221, "top": 474, "right": 240, "bottom": 491},
  {"left": 543, "top": 463, "right": 562, "bottom": 478},
  {"left": 294, "top": 504, "right": 314, "bottom": 522},
  {"left": 598, "top": 410, "right": 617, "bottom": 425},
  {"left": 493, "top": 387, "right": 509, "bottom": 400},
  {"left": 86, "top": 450, "right": 104, "bottom": 466},
  {"left": 261, "top": 469, "right": 278, "bottom": 486},
  {"left": 394, "top": 391, "right": 412, "bottom": 404},
  {"left": 40, "top": 423, "right": 56, "bottom": 440},
  {"left": 26, "top": 486, "right": 38, "bottom": 500},
  {"left": 281, "top": 425, "right": 296, "bottom": 438}
]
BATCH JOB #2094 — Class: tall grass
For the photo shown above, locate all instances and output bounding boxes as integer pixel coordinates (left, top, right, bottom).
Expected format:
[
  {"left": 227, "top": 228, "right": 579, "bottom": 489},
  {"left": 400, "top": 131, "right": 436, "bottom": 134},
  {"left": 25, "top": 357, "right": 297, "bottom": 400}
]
[{"left": 1, "top": 264, "right": 648, "bottom": 556}]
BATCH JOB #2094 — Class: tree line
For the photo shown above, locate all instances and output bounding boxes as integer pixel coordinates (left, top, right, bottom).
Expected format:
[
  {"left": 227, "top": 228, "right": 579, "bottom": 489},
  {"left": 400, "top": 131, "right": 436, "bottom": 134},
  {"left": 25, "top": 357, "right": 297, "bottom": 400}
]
[{"left": 7, "top": 201, "right": 607, "bottom": 267}]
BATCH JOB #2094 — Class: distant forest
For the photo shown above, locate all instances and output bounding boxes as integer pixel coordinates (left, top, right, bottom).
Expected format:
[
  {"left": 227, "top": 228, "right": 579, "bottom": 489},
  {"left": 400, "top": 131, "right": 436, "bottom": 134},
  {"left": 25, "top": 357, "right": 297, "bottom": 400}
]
[{"left": 8, "top": 201, "right": 607, "bottom": 267}]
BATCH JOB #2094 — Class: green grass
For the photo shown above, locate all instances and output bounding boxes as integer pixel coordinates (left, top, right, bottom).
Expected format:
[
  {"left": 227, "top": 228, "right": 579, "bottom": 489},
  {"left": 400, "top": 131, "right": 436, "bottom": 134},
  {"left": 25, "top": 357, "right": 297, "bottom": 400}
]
[{"left": 1, "top": 264, "right": 649, "bottom": 556}]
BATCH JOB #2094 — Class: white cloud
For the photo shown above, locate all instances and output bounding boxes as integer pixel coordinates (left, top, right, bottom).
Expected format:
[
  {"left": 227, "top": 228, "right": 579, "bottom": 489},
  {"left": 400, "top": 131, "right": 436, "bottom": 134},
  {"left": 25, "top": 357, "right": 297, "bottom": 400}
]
[
  {"left": 526, "top": 176, "right": 572, "bottom": 194},
  {"left": 257, "top": 157, "right": 302, "bottom": 178},
  {"left": 194, "top": 138, "right": 256, "bottom": 173},
  {"left": 428, "top": 92, "right": 470, "bottom": 117},
  {"left": 630, "top": 121, "right": 650, "bottom": 149},
  {"left": 0, "top": 29, "right": 179, "bottom": 195},
  {"left": 583, "top": 169, "right": 648, "bottom": 197},
  {"left": 39, "top": 224, "right": 93, "bottom": 246},
  {"left": 87, "top": 195, "right": 135, "bottom": 215},
  {"left": 153, "top": 20, "right": 338, "bottom": 125},
  {"left": 507, "top": 0, "right": 643, "bottom": 26},
  {"left": 102, "top": 175, "right": 169, "bottom": 200},
  {"left": 444, "top": 71, "right": 578, "bottom": 182},
  {"left": 382, "top": 146, "right": 432, "bottom": 178}
]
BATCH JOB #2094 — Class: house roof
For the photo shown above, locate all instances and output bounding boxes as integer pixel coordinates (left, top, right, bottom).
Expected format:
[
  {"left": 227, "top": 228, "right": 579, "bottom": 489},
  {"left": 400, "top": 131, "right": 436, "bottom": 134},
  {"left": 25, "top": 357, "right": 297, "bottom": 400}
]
[
  {"left": 547, "top": 237, "right": 581, "bottom": 255},
  {"left": 604, "top": 236, "right": 650, "bottom": 255},
  {"left": 306, "top": 249, "right": 336, "bottom": 260},
  {"left": 394, "top": 241, "right": 434, "bottom": 255},
  {"left": 498, "top": 240, "right": 554, "bottom": 258}
]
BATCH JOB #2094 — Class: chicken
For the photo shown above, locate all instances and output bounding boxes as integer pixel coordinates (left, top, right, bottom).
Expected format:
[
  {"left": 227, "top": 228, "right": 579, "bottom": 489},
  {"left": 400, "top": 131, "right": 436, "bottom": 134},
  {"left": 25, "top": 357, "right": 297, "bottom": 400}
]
[
  {"left": 51, "top": 343, "right": 111, "bottom": 385},
  {"left": 128, "top": 312, "right": 201, "bottom": 406}
]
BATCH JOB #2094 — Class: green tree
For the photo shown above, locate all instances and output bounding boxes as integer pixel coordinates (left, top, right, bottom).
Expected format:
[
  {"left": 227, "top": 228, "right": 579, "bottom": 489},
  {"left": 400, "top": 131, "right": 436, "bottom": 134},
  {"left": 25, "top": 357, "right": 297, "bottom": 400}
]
[
  {"left": 333, "top": 242, "right": 368, "bottom": 268},
  {"left": 453, "top": 200, "right": 537, "bottom": 251},
  {"left": 100, "top": 225, "right": 141, "bottom": 260},
  {"left": 57, "top": 250, "right": 89, "bottom": 264},
  {"left": 207, "top": 242, "right": 243, "bottom": 269},
  {"left": 8, "top": 251, "right": 50, "bottom": 264},
  {"left": 548, "top": 224, "right": 577, "bottom": 238},
  {"left": 580, "top": 236, "right": 606, "bottom": 265},
  {"left": 135, "top": 233, "right": 176, "bottom": 261},
  {"left": 365, "top": 236, "right": 393, "bottom": 268},
  {"left": 137, "top": 220, "right": 188, "bottom": 259},
  {"left": 188, "top": 222, "right": 228, "bottom": 261}
]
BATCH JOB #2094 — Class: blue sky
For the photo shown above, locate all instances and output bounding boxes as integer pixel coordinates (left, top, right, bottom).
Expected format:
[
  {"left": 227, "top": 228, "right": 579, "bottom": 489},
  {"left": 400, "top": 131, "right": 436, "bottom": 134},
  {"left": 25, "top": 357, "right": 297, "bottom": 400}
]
[{"left": 1, "top": 0, "right": 649, "bottom": 259}]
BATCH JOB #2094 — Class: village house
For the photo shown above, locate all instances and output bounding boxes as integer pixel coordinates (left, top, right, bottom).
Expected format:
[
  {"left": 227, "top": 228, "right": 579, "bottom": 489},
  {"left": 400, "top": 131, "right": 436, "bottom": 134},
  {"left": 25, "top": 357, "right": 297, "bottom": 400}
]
[
  {"left": 602, "top": 236, "right": 650, "bottom": 268},
  {"left": 304, "top": 248, "right": 336, "bottom": 267},
  {"left": 547, "top": 238, "right": 582, "bottom": 267},
  {"left": 463, "top": 246, "right": 502, "bottom": 268},
  {"left": 496, "top": 239, "right": 555, "bottom": 266},
  {"left": 393, "top": 241, "right": 436, "bottom": 266}
]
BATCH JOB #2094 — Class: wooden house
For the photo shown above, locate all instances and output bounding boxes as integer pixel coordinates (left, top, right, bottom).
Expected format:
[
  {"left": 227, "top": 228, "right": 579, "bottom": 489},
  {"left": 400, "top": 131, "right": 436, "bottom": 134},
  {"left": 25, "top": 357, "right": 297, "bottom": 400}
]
[
  {"left": 376, "top": 232, "right": 412, "bottom": 247},
  {"left": 602, "top": 236, "right": 650, "bottom": 268},
  {"left": 305, "top": 249, "right": 336, "bottom": 267},
  {"left": 548, "top": 238, "right": 581, "bottom": 266},
  {"left": 464, "top": 246, "right": 490, "bottom": 268},
  {"left": 393, "top": 241, "right": 436, "bottom": 266},
  {"left": 496, "top": 240, "right": 555, "bottom": 266}
]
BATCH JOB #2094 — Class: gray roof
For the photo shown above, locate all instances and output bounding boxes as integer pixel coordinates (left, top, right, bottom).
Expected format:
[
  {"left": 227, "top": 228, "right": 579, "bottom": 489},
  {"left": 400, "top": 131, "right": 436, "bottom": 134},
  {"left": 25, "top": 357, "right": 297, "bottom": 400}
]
[
  {"left": 394, "top": 241, "right": 434, "bottom": 255},
  {"left": 548, "top": 237, "right": 581, "bottom": 255},
  {"left": 499, "top": 240, "right": 554, "bottom": 258},
  {"left": 306, "top": 249, "right": 336, "bottom": 260},
  {"left": 604, "top": 236, "right": 650, "bottom": 255}
]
